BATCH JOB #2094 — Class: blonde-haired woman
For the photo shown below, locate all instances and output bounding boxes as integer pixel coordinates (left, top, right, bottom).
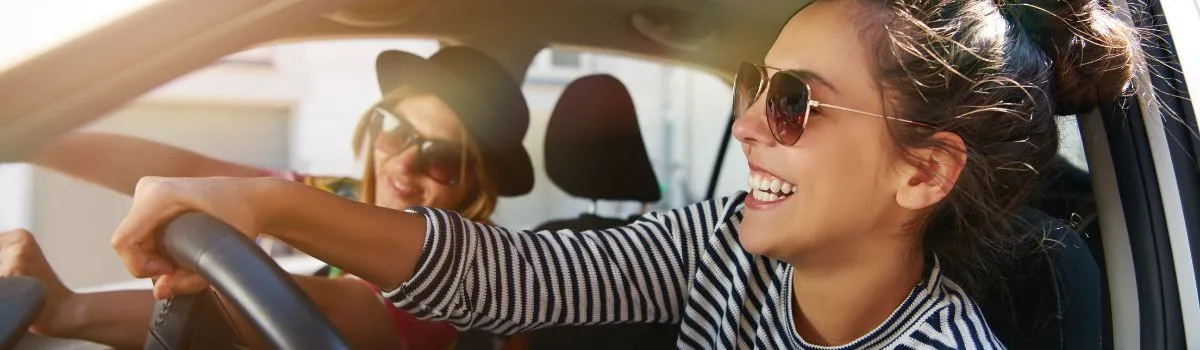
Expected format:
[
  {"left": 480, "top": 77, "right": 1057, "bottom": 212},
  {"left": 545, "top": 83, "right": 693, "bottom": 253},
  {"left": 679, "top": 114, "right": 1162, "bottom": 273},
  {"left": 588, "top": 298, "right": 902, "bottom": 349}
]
[{"left": 4, "top": 47, "right": 533, "bottom": 349}]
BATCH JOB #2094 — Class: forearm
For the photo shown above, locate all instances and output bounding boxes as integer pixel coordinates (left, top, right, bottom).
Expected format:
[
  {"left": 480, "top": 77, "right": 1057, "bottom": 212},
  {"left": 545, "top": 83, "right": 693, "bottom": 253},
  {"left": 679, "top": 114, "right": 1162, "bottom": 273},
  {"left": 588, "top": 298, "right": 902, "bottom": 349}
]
[
  {"left": 254, "top": 179, "right": 427, "bottom": 290},
  {"left": 296, "top": 277, "right": 403, "bottom": 348},
  {"left": 51, "top": 290, "right": 154, "bottom": 350},
  {"left": 215, "top": 276, "right": 403, "bottom": 350},
  {"left": 50, "top": 279, "right": 401, "bottom": 350},
  {"left": 29, "top": 132, "right": 263, "bottom": 195}
]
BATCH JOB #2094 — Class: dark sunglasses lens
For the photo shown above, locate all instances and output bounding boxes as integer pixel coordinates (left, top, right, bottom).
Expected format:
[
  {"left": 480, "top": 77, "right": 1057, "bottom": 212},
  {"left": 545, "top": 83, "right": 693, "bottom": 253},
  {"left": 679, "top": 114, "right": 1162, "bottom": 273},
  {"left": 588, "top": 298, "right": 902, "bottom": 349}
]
[
  {"left": 419, "top": 141, "right": 465, "bottom": 184},
  {"left": 733, "top": 63, "right": 763, "bottom": 118},
  {"left": 766, "top": 73, "right": 810, "bottom": 145}
]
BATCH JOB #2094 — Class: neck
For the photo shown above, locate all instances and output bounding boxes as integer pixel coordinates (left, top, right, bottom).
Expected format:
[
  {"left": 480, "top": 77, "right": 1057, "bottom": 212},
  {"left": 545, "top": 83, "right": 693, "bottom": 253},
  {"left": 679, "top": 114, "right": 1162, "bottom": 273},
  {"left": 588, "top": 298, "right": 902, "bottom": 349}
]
[{"left": 786, "top": 237, "right": 924, "bottom": 346}]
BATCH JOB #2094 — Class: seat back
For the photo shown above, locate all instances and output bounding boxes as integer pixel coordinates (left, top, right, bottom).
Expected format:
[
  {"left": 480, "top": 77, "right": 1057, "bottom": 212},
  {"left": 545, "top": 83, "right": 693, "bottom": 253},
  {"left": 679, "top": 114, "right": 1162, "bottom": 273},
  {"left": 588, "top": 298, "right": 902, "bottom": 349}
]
[
  {"left": 542, "top": 74, "right": 660, "bottom": 204},
  {"left": 528, "top": 75, "right": 675, "bottom": 349},
  {"left": 977, "top": 207, "right": 1102, "bottom": 349}
]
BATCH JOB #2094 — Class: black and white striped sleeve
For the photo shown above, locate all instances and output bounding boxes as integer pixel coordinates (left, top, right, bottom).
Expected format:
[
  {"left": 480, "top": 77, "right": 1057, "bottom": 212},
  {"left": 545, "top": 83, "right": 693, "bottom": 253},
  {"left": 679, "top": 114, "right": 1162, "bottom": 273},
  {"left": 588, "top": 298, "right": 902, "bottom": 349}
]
[{"left": 380, "top": 198, "right": 733, "bottom": 335}]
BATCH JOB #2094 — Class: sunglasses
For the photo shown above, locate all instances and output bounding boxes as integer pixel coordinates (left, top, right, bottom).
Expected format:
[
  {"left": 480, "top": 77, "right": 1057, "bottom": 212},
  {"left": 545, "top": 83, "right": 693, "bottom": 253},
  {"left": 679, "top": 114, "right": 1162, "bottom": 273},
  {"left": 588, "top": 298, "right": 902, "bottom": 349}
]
[
  {"left": 371, "top": 106, "right": 472, "bottom": 185},
  {"left": 734, "top": 62, "right": 936, "bottom": 145}
]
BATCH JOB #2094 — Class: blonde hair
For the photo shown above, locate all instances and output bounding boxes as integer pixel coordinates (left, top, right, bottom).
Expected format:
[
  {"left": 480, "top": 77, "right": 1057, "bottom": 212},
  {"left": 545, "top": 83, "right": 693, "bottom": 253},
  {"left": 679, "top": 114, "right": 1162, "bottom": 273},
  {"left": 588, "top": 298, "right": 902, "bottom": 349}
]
[{"left": 350, "top": 86, "right": 499, "bottom": 222}]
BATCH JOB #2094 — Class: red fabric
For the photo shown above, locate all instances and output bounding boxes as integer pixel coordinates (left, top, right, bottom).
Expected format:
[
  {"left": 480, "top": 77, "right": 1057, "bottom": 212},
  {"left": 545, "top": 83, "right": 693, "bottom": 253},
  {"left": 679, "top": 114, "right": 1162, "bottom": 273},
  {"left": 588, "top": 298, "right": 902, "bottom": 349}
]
[{"left": 355, "top": 279, "right": 460, "bottom": 349}]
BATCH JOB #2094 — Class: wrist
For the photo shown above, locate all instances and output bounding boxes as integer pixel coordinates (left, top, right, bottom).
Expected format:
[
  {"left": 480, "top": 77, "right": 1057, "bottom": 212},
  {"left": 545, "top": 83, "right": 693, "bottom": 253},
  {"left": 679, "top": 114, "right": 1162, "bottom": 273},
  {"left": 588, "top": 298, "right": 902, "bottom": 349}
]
[
  {"left": 34, "top": 291, "right": 84, "bottom": 338},
  {"left": 249, "top": 177, "right": 299, "bottom": 237}
]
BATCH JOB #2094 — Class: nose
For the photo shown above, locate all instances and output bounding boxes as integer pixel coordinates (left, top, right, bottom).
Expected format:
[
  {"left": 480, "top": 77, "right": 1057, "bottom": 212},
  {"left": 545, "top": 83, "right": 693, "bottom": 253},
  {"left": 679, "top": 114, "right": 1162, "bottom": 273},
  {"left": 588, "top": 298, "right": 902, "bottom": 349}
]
[
  {"left": 381, "top": 144, "right": 422, "bottom": 176},
  {"left": 733, "top": 97, "right": 777, "bottom": 147}
]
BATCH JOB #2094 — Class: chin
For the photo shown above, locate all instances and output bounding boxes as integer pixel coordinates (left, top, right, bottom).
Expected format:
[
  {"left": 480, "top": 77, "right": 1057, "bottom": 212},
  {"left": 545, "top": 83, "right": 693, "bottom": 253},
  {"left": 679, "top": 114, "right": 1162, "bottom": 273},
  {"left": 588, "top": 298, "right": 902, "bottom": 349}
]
[{"left": 737, "top": 216, "right": 780, "bottom": 257}]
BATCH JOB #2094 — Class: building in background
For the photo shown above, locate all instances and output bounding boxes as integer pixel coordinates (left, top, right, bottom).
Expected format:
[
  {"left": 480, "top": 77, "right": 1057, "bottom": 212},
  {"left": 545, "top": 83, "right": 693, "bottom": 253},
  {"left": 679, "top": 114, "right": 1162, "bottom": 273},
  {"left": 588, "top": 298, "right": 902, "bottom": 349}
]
[{"left": 0, "top": 38, "right": 742, "bottom": 289}]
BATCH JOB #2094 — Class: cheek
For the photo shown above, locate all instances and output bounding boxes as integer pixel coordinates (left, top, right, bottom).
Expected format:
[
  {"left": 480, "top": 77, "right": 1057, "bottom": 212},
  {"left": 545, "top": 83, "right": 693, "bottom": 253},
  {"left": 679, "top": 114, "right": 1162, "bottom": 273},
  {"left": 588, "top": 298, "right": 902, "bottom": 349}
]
[
  {"left": 425, "top": 180, "right": 468, "bottom": 209},
  {"left": 739, "top": 122, "right": 896, "bottom": 257}
]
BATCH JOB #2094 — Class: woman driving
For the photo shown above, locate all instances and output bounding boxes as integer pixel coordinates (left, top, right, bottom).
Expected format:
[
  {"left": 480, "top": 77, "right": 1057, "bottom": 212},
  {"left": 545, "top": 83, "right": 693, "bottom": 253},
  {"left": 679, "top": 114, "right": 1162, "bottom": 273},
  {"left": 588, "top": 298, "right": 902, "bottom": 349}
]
[
  {"left": 109, "top": 0, "right": 1141, "bottom": 347},
  {"left": 3, "top": 47, "right": 534, "bottom": 349}
]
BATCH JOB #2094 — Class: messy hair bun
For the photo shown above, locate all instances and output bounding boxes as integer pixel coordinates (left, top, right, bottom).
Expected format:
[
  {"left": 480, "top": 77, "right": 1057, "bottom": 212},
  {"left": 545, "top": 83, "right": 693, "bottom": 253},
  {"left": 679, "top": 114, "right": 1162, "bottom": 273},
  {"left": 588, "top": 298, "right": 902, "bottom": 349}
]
[
  {"left": 1001, "top": 0, "right": 1140, "bottom": 114},
  {"left": 844, "top": 0, "right": 1142, "bottom": 298}
]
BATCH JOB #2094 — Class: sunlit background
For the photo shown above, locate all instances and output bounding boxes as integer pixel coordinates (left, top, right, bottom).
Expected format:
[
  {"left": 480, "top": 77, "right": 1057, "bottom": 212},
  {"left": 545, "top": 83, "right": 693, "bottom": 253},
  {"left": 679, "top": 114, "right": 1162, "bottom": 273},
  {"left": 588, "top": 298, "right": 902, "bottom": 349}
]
[
  {"left": 0, "top": 0, "right": 1098, "bottom": 293},
  {"left": 0, "top": 1, "right": 747, "bottom": 291}
]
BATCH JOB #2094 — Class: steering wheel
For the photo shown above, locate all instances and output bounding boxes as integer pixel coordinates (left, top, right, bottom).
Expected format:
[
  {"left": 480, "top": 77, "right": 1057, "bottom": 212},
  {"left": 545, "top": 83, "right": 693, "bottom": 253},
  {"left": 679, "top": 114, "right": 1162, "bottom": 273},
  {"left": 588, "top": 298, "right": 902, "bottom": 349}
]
[
  {"left": 0, "top": 277, "right": 45, "bottom": 350},
  {"left": 146, "top": 213, "right": 348, "bottom": 350}
]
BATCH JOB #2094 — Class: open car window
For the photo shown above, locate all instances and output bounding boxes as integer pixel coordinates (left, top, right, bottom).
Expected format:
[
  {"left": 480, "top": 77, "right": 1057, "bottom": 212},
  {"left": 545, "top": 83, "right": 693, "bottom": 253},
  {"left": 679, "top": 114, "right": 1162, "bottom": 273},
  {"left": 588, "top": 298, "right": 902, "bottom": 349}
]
[{"left": 0, "top": 0, "right": 162, "bottom": 72}]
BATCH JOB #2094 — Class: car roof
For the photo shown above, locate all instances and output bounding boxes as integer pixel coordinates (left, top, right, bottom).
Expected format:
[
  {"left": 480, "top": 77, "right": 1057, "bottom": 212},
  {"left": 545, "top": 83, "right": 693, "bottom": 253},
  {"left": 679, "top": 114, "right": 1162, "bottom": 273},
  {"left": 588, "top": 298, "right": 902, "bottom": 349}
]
[{"left": 0, "top": 0, "right": 806, "bottom": 160}]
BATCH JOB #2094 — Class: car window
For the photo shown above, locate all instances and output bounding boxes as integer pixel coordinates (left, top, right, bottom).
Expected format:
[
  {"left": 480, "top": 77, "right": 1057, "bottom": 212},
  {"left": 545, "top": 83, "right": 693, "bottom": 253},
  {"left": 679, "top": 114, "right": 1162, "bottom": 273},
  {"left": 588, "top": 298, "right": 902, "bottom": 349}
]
[
  {"left": 491, "top": 47, "right": 736, "bottom": 228},
  {"left": 3, "top": 38, "right": 441, "bottom": 289},
  {"left": 1058, "top": 116, "right": 1089, "bottom": 172},
  {"left": 0, "top": 0, "right": 162, "bottom": 71}
]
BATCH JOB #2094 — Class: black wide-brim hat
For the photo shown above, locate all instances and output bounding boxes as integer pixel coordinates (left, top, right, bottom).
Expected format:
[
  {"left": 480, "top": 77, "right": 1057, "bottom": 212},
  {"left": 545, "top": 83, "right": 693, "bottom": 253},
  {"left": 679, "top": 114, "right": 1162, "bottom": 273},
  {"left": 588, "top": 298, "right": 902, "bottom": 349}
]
[{"left": 375, "top": 47, "right": 534, "bottom": 197}]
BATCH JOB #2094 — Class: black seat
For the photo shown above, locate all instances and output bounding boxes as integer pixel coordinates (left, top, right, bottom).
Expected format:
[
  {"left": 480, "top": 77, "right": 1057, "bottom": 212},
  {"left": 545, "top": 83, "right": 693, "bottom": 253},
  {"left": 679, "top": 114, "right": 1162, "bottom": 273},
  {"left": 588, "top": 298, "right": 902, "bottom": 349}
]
[
  {"left": 535, "top": 74, "right": 661, "bottom": 232},
  {"left": 528, "top": 74, "right": 675, "bottom": 349},
  {"left": 975, "top": 206, "right": 1103, "bottom": 350}
]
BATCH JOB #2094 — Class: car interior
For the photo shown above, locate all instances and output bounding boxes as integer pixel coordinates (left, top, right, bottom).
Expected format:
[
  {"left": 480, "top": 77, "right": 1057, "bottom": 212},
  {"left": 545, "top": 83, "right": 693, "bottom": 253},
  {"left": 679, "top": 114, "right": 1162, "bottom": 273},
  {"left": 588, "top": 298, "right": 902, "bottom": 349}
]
[{"left": 0, "top": 0, "right": 1197, "bottom": 349}]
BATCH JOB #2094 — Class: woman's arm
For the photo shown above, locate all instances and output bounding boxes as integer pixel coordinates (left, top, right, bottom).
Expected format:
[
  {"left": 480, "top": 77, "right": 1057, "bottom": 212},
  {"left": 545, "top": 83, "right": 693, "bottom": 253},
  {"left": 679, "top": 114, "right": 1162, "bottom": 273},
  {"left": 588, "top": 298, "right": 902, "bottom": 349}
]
[
  {"left": 47, "top": 291, "right": 153, "bottom": 350},
  {"left": 216, "top": 277, "right": 404, "bottom": 350},
  {"left": 27, "top": 132, "right": 263, "bottom": 195},
  {"left": 44, "top": 278, "right": 402, "bottom": 349},
  {"left": 1, "top": 228, "right": 402, "bottom": 349},
  {"left": 112, "top": 177, "right": 729, "bottom": 334}
]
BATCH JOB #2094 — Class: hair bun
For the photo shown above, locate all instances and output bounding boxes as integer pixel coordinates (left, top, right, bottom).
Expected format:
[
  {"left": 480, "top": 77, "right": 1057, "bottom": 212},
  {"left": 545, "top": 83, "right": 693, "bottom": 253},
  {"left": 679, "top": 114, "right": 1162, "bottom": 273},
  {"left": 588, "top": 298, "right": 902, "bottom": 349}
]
[{"left": 1000, "top": 0, "right": 1139, "bottom": 115}]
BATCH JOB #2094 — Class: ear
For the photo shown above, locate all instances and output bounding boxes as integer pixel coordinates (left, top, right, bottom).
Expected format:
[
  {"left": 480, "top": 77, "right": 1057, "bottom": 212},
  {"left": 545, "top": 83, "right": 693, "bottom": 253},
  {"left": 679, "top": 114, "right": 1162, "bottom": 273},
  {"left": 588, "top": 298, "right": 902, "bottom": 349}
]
[{"left": 895, "top": 132, "right": 967, "bottom": 210}]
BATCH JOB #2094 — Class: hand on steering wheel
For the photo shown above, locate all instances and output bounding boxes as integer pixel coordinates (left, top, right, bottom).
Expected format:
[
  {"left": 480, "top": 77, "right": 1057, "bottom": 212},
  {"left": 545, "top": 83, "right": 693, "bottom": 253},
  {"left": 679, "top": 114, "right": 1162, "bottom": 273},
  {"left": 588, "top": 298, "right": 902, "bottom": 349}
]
[
  {"left": 0, "top": 229, "right": 74, "bottom": 336},
  {"left": 111, "top": 176, "right": 275, "bottom": 300}
]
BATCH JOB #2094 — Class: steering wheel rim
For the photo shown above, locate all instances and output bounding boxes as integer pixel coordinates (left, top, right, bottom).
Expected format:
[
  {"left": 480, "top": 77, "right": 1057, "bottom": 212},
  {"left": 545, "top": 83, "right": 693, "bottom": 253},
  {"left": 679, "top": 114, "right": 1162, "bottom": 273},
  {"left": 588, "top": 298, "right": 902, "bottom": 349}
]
[
  {"left": 0, "top": 276, "right": 45, "bottom": 350},
  {"left": 149, "top": 212, "right": 348, "bottom": 350}
]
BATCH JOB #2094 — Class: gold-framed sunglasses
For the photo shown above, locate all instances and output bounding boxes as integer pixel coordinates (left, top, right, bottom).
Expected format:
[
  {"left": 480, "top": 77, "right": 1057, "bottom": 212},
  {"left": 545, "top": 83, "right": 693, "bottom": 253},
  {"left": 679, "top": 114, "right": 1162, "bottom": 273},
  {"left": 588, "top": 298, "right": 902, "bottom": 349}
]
[{"left": 734, "top": 62, "right": 936, "bottom": 145}]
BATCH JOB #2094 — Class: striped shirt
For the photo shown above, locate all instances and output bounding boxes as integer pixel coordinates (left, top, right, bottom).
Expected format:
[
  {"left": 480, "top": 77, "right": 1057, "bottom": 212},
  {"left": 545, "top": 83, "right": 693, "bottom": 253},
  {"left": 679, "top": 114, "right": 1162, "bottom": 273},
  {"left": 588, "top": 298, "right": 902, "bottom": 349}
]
[{"left": 384, "top": 193, "right": 1005, "bottom": 349}]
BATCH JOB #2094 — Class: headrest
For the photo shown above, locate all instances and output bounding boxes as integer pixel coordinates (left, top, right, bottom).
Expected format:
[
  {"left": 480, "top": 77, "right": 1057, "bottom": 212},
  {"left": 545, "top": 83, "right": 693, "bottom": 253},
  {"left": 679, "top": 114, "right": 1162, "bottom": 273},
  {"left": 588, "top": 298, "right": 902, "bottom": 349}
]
[{"left": 545, "top": 75, "right": 661, "bottom": 202}]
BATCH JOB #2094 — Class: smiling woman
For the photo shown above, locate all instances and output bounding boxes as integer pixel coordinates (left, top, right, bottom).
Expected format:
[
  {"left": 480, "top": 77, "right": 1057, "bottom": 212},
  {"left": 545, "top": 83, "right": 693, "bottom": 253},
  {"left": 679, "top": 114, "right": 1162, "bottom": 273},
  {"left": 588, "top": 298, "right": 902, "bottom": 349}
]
[
  {"left": 7, "top": 46, "right": 536, "bottom": 349},
  {"left": 105, "top": 0, "right": 1141, "bottom": 348}
]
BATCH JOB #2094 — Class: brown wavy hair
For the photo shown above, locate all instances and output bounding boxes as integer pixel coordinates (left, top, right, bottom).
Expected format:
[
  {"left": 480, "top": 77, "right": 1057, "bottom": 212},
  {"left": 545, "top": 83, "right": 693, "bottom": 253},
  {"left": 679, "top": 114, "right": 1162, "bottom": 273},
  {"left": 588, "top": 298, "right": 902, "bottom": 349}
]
[{"left": 840, "top": 0, "right": 1141, "bottom": 294}]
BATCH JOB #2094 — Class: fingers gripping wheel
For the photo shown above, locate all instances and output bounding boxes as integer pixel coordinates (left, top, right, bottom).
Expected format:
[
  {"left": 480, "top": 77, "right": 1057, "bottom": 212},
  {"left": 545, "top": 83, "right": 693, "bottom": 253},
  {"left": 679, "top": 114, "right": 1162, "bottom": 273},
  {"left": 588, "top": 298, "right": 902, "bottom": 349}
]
[{"left": 145, "top": 213, "right": 348, "bottom": 350}]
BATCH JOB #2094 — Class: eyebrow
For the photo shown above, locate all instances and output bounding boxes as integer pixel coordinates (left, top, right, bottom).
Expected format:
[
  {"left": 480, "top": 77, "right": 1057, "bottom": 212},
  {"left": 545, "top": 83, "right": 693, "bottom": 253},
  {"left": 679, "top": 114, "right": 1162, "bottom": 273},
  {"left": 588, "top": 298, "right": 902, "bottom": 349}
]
[{"left": 762, "top": 64, "right": 839, "bottom": 93}]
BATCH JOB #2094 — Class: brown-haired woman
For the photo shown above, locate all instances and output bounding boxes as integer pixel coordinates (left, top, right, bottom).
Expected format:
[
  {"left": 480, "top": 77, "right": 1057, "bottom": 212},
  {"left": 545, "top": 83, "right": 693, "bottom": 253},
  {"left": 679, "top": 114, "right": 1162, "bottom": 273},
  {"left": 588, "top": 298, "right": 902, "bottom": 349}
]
[{"left": 111, "top": 0, "right": 1142, "bottom": 347}]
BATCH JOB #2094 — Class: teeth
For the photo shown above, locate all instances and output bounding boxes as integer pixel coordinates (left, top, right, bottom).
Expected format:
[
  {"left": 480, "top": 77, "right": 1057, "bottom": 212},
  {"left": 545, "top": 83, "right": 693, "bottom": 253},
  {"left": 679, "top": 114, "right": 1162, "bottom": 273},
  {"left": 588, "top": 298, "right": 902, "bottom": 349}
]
[{"left": 747, "top": 171, "right": 798, "bottom": 200}]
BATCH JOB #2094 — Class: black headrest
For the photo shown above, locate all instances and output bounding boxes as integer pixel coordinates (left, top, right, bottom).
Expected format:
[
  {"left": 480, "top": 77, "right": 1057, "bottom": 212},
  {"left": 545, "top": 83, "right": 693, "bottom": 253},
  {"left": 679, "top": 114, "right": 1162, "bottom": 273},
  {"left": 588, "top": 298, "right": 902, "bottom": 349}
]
[{"left": 545, "top": 75, "right": 660, "bottom": 202}]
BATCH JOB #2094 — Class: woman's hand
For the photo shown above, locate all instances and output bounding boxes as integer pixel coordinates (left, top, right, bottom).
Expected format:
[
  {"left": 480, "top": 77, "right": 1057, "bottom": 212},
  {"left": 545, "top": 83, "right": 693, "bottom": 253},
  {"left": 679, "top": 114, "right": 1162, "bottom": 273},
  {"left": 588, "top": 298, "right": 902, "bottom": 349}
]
[
  {"left": 0, "top": 229, "right": 76, "bottom": 335},
  {"left": 110, "top": 176, "right": 283, "bottom": 300}
]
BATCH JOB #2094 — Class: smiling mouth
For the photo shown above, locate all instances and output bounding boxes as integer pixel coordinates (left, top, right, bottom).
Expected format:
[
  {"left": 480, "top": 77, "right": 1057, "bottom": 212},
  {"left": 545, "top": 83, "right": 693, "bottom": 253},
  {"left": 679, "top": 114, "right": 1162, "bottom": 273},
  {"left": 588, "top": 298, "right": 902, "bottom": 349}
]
[
  {"left": 386, "top": 176, "right": 420, "bottom": 197},
  {"left": 749, "top": 172, "right": 796, "bottom": 203}
]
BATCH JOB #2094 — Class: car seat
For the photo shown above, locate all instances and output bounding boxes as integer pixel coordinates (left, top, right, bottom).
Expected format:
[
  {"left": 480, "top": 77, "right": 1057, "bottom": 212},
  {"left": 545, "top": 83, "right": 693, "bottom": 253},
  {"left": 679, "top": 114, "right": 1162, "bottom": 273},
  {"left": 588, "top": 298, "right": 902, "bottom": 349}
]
[
  {"left": 535, "top": 74, "right": 662, "bottom": 231},
  {"left": 526, "top": 74, "right": 676, "bottom": 349},
  {"left": 975, "top": 206, "right": 1103, "bottom": 349}
]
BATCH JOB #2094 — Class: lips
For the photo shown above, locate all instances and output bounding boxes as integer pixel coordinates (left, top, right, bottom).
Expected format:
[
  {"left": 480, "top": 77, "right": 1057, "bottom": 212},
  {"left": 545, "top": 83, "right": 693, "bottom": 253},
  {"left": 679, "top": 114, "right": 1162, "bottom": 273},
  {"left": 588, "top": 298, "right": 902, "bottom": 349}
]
[{"left": 385, "top": 175, "right": 421, "bottom": 198}]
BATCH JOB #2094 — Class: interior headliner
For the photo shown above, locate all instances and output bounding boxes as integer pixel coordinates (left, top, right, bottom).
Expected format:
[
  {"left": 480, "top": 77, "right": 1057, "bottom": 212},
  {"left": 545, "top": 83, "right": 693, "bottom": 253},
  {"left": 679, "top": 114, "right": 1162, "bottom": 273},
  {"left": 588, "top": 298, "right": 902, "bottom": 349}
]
[{"left": 0, "top": 0, "right": 806, "bottom": 160}]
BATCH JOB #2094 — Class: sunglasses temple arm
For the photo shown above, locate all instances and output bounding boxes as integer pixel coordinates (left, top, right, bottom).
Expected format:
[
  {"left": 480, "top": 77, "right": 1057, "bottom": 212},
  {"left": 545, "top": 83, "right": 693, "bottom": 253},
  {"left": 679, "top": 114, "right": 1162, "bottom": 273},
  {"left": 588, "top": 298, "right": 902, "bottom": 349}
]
[{"left": 810, "top": 101, "right": 934, "bottom": 128}]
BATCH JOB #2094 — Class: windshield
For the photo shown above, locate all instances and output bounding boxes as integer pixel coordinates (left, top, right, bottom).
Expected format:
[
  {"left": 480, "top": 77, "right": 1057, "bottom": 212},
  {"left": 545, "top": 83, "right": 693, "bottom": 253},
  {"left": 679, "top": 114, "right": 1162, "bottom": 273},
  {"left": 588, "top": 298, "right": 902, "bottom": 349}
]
[{"left": 0, "top": 0, "right": 162, "bottom": 72}]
